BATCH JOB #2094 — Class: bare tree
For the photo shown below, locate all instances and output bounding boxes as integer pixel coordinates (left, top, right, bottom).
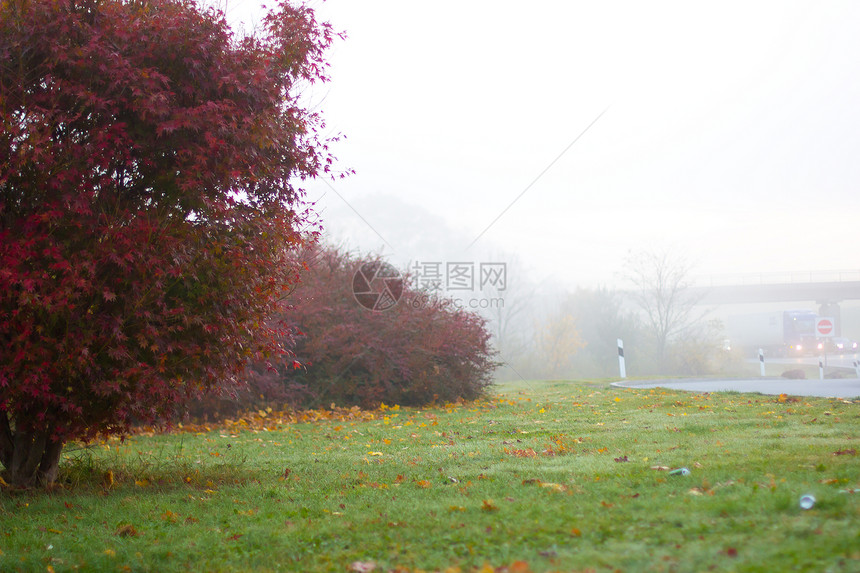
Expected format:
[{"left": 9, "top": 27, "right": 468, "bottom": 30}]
[
  {"left": 477, "top": 254, "right": 536, "bottom": 367},
  {"left": 623, "top": 249, "right": 705, "bottom": 368}
]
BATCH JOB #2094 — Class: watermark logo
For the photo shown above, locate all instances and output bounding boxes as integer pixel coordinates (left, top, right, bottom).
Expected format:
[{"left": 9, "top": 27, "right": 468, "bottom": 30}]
[
  {"left": 407, "top": 292, "right": 505, "bottom": 311},
  {"left": 352, "top": 261, "right": 404, "bottom": 311},
  {"left": 411, "top": 261, "right": 507, "bottom": 292}
]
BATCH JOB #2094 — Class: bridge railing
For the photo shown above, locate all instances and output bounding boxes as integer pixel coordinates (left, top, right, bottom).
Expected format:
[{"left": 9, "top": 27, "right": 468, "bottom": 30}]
[{"left": 692, "top": 270, "right": 860, "bottom": 288}]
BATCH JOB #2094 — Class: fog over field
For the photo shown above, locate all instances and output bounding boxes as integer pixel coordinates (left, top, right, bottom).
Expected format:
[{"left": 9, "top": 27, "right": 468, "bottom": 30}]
[
  {"left": 216, "top": 0, "right": 860, "bottom": 375},
  {"left": 221, "top": 0, "right": 858, "bottom": 285}
]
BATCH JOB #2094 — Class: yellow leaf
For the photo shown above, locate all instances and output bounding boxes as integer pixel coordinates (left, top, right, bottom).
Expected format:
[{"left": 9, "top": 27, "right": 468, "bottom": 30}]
[
  {"left": 367, "top": 451, "right": 383, "bottom": 456},
  {"left": 104, "top": 549, "right": 116, "bottom": 557},
  {"left": 134, "top": 479, "right": 150, "bottom": 488},
  {"left": 539, "top": 482, "right": 567, "bottom": 493},
  {"left": 415, "top": 480, "right": 431, "bottom": 489}
]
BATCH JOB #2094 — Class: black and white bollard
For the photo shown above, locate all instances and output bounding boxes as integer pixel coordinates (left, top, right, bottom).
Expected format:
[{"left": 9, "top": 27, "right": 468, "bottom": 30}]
[
  {"left": 819, "top": 356, "right": 824, "bottom": 381},
  {"left": 617, "top": 338, "right": 626, "bottom": 379},
  {"left": 854, "top": 360, "right": 860, "bottom": 378},
  {"left": 759, "top": 348, "right": 765, "bottom": 377}
]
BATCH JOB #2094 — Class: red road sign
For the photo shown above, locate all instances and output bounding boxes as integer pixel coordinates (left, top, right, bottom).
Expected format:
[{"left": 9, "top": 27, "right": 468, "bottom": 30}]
[{"left": 816, "top": 317, "right": 834, "bottom": 337}]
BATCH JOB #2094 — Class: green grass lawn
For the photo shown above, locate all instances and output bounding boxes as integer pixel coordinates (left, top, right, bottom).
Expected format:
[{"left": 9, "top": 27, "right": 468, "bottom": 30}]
[{"left": 2, "top": 380, "right": 859, "bottom": 572}]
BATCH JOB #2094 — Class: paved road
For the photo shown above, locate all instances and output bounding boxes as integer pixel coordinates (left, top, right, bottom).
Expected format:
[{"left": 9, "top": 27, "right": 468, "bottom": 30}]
[{"left": 613, "top": 377, "right": 860, "bottom": 398}]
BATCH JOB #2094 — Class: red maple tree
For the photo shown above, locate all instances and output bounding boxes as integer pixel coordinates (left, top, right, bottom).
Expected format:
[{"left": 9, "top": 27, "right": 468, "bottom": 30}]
[{"left": 0, "top": 0, "right": 335, "bottom": 485}]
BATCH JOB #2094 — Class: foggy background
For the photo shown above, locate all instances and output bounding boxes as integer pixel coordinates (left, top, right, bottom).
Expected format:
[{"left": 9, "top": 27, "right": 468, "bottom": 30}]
[{"left": 218, "top": 0, "right": 860, "bottom": 378}]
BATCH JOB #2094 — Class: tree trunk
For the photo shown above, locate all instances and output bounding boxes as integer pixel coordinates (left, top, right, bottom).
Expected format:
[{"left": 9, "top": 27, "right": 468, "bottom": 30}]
[{"left": 0, "top": 414, "right": 64, "bottom": 487}]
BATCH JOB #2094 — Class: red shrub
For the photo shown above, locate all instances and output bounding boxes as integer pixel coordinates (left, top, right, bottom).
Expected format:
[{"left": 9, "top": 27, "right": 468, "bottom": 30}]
[{"left": 249, "top": 247, "right": 497, "bottom": 409}]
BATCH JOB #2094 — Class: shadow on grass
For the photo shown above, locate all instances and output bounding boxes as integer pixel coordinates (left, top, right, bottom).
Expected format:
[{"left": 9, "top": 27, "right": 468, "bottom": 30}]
[{"left": 57, "top": 443, "right": 261, "bottom": 493}]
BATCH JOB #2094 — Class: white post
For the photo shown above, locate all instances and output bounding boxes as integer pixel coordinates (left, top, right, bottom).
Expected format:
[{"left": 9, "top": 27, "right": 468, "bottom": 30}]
[
  {"left": 617, "top": 338, "right": 626, "bottom": 379},
  {"left": 854, "top": 360, "right": 860, "bottom": 377},
  {"left": 819, "top": 356, "right": 824, "bottom": 381},
  {"left": 758, "top": 348, "right": 765, "bottom": 377}
]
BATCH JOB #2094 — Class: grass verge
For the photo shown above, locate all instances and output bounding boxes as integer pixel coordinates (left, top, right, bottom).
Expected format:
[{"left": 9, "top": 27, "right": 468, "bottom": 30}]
[{"left": 1, "top": 380, "right": 859, "bottom": 572}]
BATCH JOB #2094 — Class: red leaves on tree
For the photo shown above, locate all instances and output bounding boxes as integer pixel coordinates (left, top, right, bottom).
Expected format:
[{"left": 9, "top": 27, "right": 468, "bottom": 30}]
[
  {"left": 245, "top": 247, "right": 498, "bottom": 409},
  {"left": 0, "top": 0, "right": 336, "bottom": 484}
]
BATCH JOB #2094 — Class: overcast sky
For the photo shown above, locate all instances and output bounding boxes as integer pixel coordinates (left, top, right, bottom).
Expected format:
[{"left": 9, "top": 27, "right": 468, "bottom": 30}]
[{"left": 226, "top": 1, "right": 860, "bottom": 289}]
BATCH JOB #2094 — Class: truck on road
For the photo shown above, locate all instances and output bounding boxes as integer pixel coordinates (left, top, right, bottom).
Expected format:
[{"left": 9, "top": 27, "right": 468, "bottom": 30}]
[{"left": 725, "top": 309, "right": 819, "bottom": 357}]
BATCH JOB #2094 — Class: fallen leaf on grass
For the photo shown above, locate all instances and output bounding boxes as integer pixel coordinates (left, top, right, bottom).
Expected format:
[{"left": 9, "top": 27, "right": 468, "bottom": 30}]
[
  {"left": 115, "top": 524, "right": 140, "bottom": 537},
  {"left": 481, "top": 499, "right": 499, "bottom": 511},
  {"left": 509, "top": 561, "right": 533, "bottom": 573},
  {"left": 415, "top": 480, "right": 432, "bottom": 488},
  {"left": 521, "top": 478, "right": 567, "bottom": 492},
  {"left": 650, "top": 465, "right": 670, "bottom": 471},
  {"left": 833, "top": 449, "right": 856, "bottom": 456},
  {"left": 506, "top": 448, "right": 537, "bottom": 458},
  {"left": 570, "top": 527, "right": 582, "bottom": 537},
  {"left": 349, "top": 561, "right": 376, "bottom": 573},
  {"left": 540, "top": 482, "right": 567, "bottom": 493},
  {"left": 614, "top": 455, "right": 629, "bottom": 463}
]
